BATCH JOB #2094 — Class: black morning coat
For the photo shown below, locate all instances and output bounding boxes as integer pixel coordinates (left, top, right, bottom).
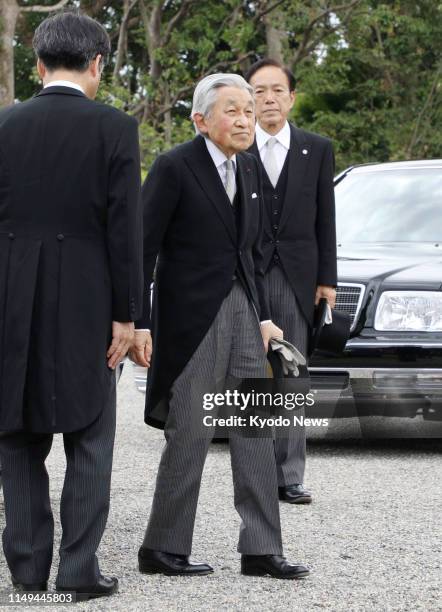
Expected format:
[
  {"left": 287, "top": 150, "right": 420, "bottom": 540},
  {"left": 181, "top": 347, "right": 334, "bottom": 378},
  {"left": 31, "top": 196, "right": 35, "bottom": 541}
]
[
  {"left": 248, "top": 123, "right": 337, "bottom": 327},
  {"left": 0, "top": 86, "right": 143, "bottom": 433},
  {"left": 136, "top": 135, "right": 270, "bottom": 429}
]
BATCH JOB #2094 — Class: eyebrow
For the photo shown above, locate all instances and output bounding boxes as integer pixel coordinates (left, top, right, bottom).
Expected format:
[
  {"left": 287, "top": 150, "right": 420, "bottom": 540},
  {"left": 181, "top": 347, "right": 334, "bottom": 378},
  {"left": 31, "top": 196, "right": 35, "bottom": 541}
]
[
  {"left": 225, "top": 99, "right": 254, "bottom": 108},
  {"left": 254, "top": 82, "right": 286, "bottom": 88}
]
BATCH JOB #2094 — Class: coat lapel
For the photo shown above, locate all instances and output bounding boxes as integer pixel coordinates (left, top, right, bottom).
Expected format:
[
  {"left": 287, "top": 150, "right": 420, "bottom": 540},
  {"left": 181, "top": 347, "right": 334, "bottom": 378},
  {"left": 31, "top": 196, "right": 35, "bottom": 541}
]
[
  {"left": 184, "top": 136, "right": 236, "bottom": 245},
  {"left": 248, "top": 140, "right": 273, "bottom": 239},
  {"left": 235, "top": 154, "right": 251, "bottom": 247},
  {"left": 279, "top": 124, "right": 311, "bottom": 232}
]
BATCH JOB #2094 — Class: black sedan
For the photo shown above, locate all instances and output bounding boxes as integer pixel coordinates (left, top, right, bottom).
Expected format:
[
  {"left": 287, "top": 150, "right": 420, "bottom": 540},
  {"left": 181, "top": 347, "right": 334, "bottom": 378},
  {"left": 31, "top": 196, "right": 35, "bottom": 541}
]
[{"left": 310, "top": 159, "right": 442, "bottom": 424}]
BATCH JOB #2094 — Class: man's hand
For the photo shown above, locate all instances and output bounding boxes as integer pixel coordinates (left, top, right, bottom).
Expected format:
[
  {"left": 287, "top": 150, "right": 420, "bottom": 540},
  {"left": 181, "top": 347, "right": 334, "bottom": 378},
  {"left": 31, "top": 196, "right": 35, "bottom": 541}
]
[
  {"left": 260, "top": 321, "right": 283, "bottom": 353},
  {"left": 128, "top": 331, "right": 152, "bottom": 368},
  {"left": 107, "top": 321, "right": 135, "bottom": 370},
  {"left": 315, "top": 285, "right": 336, "bottom": 309}
]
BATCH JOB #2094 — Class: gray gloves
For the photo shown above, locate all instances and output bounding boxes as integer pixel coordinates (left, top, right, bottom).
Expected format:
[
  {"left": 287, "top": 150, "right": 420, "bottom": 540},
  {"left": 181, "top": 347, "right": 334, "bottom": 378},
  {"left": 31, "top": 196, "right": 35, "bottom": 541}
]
[{"left": 269, "top": 338, "right": 306, "bottom": 377}]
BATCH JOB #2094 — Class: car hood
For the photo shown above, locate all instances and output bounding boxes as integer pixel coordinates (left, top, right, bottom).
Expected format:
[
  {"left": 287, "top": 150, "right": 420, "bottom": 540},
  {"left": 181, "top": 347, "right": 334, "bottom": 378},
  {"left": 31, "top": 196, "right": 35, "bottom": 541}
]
[{"left": 337, "top": 242, "right": 442, "bottom": 288}]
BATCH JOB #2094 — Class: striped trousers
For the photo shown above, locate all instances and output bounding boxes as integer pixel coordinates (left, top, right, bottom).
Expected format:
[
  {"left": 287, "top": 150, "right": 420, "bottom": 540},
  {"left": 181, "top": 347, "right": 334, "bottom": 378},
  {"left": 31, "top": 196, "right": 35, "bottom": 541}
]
[
  {"left": 0, "top": 376, "right": 116, "bottom": 587},
  {"left": 265, "top": 265, "right": 309, "bottom": 486},
  {"left": 143, "top": 281, "right": 283, "bottom": 556}
]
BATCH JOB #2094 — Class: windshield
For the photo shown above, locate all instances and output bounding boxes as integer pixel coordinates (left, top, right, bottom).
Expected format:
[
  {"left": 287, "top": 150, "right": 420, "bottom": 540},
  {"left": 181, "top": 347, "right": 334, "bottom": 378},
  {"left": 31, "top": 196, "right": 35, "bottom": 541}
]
[{"left": 335, "top": 168, "right": 442, "bottom": 243}]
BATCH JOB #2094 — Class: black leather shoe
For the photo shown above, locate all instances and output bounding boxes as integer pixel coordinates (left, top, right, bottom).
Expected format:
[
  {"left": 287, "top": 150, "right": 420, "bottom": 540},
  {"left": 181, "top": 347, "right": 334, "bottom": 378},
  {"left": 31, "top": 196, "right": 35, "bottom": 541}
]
[
  {"left": 12, "top": 577, "right": 47, "bottom": 591},
  {"left": 241, "top": 555, "right": 310, "bottom": 579},
  {"left": 138, "top": 547, "right": 213, "bottom": 576},
  {"left": 56, "top": 575, "right": 118, "bottom": 601},
  {"left": 279, "top": 483, "right": 312, "bottom": 504}
]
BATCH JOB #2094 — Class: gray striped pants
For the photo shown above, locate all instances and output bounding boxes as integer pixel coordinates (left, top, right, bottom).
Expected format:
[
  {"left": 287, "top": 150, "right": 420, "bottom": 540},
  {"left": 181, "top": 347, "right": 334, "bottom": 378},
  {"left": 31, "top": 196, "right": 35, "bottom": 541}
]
[
  {"left": 143, "top": 282, "right": 283, "bottom": 556},
  {"left": 0, "top": 376, "right": 116, "bottom": 587},
  {"left": 265, "top": 265, "right": 309, "bottom": 486}
]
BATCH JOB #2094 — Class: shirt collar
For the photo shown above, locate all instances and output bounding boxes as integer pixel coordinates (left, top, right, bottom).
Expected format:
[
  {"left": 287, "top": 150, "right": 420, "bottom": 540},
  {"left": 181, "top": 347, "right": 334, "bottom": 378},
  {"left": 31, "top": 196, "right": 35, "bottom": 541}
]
[
  {"left": 44, "top": 80, "right": 85, "bottom": 94},
  {"left": 204, "top": 137, "right": 236, "bottom": 170},
  {"left": 256, "top": 121, "right": 291, "bottom": 151}
]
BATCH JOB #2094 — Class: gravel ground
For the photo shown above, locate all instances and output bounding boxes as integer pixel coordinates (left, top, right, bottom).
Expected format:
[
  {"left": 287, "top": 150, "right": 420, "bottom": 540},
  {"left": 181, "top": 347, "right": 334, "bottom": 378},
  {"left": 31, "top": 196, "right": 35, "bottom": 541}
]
[{"left": 0, "top": 363, "right": 441, "bottom": 612}]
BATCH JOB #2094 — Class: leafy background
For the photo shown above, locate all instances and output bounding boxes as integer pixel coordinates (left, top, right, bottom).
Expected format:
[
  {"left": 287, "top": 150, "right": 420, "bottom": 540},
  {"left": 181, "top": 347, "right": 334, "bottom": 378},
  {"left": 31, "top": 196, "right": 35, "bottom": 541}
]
[{"left": 2, "top": 0, "right": 441, "bottom": 173}]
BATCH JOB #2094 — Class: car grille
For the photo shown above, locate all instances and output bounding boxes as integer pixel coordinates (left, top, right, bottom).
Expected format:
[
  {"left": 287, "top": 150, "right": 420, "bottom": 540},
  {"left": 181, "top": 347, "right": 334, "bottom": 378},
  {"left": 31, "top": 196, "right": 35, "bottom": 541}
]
[{"left": 335, "top": 283, "right": 365, "bottom": 331}]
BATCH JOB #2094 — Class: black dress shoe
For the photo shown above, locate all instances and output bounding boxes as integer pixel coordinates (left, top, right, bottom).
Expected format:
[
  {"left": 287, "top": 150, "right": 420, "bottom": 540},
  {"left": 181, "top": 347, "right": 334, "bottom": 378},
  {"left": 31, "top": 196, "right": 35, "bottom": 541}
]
[
  {"left": 241, "top": 555, "right": 310, "bottom": 579},
  {"left": 57, "top": 575, "right": 118, "bottom": 601},
  {"left": 12, "top": 577, "right": 47, "bottom": 592},
  {"left": 138, "top": 547, "right": 213, "bottom": 576},
  {"left": 278, "top": 483, "right": 312, "bottom": 504}
]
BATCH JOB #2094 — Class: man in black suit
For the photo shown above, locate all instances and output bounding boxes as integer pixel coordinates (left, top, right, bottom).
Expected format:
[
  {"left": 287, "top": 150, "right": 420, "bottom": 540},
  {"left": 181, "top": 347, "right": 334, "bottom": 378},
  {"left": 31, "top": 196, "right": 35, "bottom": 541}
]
[
  {"left": 245, "top": 59, "right": 337, "bottom": 505},
  {"left": 0, "top": 11, "right": 143, "bottom": 599},
  {"left": 130, "top": 74, "right": 309, "bottom": 579}
]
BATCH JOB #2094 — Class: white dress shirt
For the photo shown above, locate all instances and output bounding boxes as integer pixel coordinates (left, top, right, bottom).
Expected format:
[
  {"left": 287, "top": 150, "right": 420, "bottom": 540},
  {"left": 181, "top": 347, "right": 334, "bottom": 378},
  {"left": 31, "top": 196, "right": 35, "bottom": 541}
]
[
  {"left": 44, "top": 80, "right": 85, "bottom": 94},
  {"left": 255, "top": 121, "right": 291, "bottom": 181},
  {"left": 204, "top": 137, "right": 237, "bottom": 183}
]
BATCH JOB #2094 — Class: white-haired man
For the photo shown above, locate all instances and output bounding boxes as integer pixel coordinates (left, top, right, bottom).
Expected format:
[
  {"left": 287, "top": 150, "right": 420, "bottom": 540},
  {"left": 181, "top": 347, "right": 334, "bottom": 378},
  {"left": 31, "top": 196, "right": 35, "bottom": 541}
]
[{"left": 130, "top": 74, "right": 309, "bottom": 579}]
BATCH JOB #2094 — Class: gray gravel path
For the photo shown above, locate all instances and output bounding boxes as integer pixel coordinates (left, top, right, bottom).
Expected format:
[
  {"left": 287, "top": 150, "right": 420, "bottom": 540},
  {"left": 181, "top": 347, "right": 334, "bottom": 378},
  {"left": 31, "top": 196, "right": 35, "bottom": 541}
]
[{"left": 0, "top": 363, "right": 441, "bottom": 612}]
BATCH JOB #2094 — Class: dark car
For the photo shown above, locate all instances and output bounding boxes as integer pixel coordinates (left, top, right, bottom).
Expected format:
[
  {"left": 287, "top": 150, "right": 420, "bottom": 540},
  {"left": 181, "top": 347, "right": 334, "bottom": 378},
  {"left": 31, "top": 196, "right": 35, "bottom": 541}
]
[{"left": 310, "top": 159, "right": 442, "bottom": 424}]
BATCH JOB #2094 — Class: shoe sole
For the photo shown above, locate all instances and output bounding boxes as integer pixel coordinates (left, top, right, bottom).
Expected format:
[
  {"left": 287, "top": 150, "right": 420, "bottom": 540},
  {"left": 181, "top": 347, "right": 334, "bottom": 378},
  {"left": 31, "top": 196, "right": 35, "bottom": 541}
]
[
  {"left": 280, "top": 497, "right": 312, "bottom": 504},
  {"left": 139, "top": 563, "right": 213, "bottom": 577},
  {"left": 241, "top": 569, "right": 310, "bottom": 579},
  {"left": 57, "top": 586, "right": 118, "bottom": 602}
]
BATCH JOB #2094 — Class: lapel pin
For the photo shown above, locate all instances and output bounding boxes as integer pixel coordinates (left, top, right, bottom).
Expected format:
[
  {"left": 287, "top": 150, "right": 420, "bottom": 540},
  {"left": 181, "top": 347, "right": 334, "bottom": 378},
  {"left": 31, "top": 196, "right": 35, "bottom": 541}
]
[
  {"left": 302, "top": 149, "right": 308, "bottom": 155},
  {"left": 251, "top": 193, "right": 258, "bottom": 199}
]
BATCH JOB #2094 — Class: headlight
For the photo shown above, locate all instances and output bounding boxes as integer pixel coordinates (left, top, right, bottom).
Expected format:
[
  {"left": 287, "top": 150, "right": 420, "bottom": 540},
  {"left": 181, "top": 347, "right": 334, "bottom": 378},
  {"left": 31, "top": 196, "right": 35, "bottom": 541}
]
[{"left": 374, "top": 291, "right": 442, "bottom": 332}]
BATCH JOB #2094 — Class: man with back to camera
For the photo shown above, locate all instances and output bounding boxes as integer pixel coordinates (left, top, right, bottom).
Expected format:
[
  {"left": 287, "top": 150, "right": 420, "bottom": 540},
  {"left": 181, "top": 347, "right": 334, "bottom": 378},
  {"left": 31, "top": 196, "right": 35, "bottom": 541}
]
[
  {"left": 245, "top": 59, "right": 337, "bottom": 505},
  {"left": 0, "top": 11, "right": 143, "bottom": 599},
  {"left": 130, "top": 73, "right": 310, "bottom": 579}
]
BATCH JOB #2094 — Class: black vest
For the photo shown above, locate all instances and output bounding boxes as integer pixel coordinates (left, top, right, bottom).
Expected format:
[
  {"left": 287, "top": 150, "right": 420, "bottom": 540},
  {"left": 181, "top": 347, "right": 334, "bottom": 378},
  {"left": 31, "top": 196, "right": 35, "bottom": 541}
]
[{"left": 261, "top": 151, "right": 290, "bottom": 267}]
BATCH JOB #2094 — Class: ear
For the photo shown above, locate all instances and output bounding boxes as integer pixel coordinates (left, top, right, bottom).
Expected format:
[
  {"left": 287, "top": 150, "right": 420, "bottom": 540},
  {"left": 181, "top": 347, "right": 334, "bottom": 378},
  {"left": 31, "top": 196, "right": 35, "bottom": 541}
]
[
  {"left": 289, "top": 90, "right": 296, "bottom": 110},
  {"left": 37, "top": 59, "right": 46, "bottom": 80},
  {"left": 192, "top": 112, "right": 209, "bottom": 135},
  {"left": 90, "top": 54, "right": 102, "bottom": 78}
]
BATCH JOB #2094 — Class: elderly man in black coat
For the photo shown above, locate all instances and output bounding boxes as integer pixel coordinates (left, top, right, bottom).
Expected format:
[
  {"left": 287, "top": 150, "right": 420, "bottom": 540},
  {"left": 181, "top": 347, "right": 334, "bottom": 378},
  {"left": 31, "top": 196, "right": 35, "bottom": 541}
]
[
  {"left": 131, "top": 73, "right": 310, "bottom": 580},
  {"left": 0, "top": 12, "right": 143, "bottom": 599}
]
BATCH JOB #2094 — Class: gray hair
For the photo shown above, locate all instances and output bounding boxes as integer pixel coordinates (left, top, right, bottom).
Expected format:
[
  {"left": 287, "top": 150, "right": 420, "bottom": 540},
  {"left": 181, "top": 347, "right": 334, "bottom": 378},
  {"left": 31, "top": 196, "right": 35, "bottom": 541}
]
[{"left": 191, "top": 73, "right": 254, "bottom": 134}]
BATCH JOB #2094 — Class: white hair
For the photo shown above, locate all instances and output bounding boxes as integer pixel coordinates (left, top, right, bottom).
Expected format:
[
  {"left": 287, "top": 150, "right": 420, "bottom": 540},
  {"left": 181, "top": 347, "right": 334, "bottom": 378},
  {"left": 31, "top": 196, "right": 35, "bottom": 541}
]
[{"left": 191, "top": 73, "right": 254, "bottom": 135}]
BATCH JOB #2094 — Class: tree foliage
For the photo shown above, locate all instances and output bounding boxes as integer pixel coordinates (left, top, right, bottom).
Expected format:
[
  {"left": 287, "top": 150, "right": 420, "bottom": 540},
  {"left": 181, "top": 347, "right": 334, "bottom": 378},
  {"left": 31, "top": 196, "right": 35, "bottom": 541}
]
[{"left": 3, "top": 0, "right": 441, "bottom": 172}]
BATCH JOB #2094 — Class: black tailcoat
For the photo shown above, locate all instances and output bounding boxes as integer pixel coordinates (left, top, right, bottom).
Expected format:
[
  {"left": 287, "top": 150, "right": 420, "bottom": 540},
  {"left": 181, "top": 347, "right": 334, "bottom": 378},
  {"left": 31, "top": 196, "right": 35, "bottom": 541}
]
[
  {"left": 0, "top": 86, "right": 143, "bottom": 433},
  {"left": 248, "top": 123, "right": 337, "bottom": 326},
  {"left": 137, "top": 135, "right": 269, "bottom": 429}
]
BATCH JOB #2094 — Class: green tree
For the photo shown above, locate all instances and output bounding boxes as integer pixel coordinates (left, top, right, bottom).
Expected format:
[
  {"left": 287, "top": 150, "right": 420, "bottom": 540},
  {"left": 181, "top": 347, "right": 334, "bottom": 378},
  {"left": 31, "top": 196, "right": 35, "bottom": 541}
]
[
  {"left": 293, "top": 0, "right": 442, "bottom": 169},
  {"left": 5, "top": 0, "right": 441, "bottom": 171}
]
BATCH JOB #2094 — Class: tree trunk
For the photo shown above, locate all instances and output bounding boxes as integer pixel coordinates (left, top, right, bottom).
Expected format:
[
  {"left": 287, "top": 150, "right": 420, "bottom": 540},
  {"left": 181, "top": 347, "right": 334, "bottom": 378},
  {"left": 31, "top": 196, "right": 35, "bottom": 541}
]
[
  {"left": 263, "top": 9, "right": 284, "bottom": 62},
  {"left": 0, "top": 0, "right": 19, "bottom": 107},
  {"left": 147, "top": 2, "right": 162, "bottom": 81},
  {"left": 139, "top": 0, "right": 163, "bottom": 126},
  {"left": 113, "top": 0, "right": 131, "bottom": 83},
  {"left": 163, "top": 81, "right": 171, "bottom": 148}
]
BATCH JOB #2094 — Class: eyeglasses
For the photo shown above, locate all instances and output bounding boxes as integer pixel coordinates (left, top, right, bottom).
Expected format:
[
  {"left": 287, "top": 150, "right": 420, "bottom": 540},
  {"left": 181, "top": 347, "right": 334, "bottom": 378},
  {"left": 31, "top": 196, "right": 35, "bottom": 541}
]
[{"left": 253, "top": 87, "right": 290, "bottom": 98}]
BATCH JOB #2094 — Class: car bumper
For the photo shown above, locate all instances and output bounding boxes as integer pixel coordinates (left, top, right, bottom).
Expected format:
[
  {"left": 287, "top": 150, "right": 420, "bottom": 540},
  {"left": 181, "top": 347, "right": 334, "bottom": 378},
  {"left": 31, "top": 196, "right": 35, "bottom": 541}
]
[
  {"left": 130, "top": 339, "right": 442, "bottom": 421},
  {"left": 309, "top": 338, "right": 442, "bottom": 420}
]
